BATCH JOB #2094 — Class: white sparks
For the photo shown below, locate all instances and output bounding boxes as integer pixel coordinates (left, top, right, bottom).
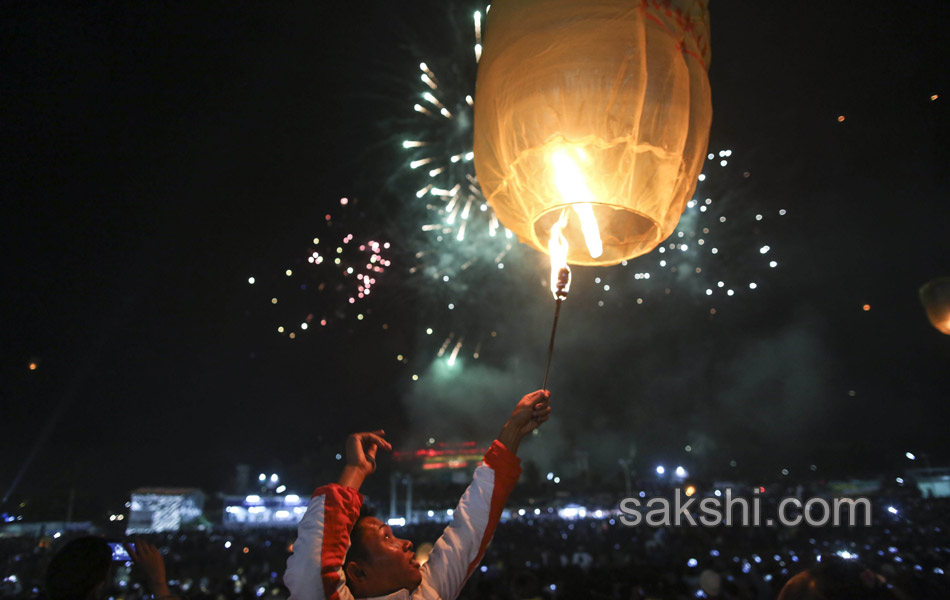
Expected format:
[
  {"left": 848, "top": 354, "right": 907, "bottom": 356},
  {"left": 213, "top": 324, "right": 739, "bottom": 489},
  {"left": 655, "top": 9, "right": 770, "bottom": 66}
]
[{"left": 410, "top": 158, "right": 433, "bottom": 169}]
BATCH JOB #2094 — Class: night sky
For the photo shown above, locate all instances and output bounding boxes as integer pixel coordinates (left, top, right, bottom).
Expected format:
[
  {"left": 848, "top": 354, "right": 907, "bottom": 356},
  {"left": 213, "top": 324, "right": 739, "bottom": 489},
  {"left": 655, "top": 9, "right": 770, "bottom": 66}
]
[{"left": 2, "top": 1, "right": 948, "bottom": 520}]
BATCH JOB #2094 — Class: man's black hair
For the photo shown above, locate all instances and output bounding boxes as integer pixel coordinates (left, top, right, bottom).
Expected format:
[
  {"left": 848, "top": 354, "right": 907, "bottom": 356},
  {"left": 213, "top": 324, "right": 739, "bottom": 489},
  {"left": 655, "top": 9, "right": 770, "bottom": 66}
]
[
  {"left": 46, "top": 537, "right": 113, "bottom": 600},
  {"left": 345, "top": 504, "right": 377, "bottom": 566}
]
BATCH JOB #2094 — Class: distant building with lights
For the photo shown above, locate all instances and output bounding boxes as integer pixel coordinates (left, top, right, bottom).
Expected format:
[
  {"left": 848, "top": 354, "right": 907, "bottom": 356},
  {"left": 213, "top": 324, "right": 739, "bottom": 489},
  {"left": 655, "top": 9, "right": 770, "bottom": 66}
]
[
  {"left": 221, "top": 493, "right": 309, "bottom": 528},
  {"left": 0, "top": 521, "right": 95, "bottom": 538},
  {"left": 909, "top": 468, "right": 950, "bottom": 498},
  {"left": 393, "top": 441, "right": 488, "bottom": 483},
  {"left": 386, "top": 442, "right": 490, "bottom": 524},
  {"left": 126, "top": 488, "right": 205, "bottom": 534}
]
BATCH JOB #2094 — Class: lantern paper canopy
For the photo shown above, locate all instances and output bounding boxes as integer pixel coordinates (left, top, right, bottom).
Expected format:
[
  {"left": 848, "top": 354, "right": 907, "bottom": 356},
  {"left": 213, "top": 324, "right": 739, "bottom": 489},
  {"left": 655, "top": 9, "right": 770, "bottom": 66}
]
[
  {"left": 474, "top": 0, "right": 712, "bottom": 266},
  {"left": 919, "top": 277, "right": 950, "bottom": 335}
]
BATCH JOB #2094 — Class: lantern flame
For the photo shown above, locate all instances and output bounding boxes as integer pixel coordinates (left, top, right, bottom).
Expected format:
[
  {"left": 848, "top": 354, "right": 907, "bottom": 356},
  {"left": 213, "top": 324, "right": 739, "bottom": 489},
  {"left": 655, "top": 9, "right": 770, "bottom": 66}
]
[
  {"left": 572, "top": 203, "right": 603, "bottom": 259},
  {"left": 551, "top": 149, "right": 604, "bottom": 259},
  {"left": 548, "top": 210, "right": 571, "bottom": 300}
]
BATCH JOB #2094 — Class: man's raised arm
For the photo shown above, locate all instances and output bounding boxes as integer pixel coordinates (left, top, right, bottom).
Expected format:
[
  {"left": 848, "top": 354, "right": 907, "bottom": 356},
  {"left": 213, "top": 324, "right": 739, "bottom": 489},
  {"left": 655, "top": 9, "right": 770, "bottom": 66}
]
[
  {"left": 415, "top": 390, "right": 552, "bottom": 600},
  {"left": 284, "top": 431, "right": 391, "bottom": 600}
]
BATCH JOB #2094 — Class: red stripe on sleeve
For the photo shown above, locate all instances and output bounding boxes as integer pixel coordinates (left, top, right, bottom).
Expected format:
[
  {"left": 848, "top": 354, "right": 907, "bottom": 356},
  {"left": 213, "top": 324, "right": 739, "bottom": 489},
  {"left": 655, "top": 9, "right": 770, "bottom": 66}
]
[
  {"left": 314, "top": 484, "right": 362, "bottom": 600},
  {"left": 465, "top": 440, "right": 521, "bottom": 577}
]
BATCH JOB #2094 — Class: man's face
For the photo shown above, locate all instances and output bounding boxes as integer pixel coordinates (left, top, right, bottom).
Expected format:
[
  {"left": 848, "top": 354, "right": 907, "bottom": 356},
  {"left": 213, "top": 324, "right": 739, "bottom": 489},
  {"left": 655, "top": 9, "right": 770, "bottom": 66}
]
[{"left": 354, "top": 517, "right": 423, "bottom": 594}]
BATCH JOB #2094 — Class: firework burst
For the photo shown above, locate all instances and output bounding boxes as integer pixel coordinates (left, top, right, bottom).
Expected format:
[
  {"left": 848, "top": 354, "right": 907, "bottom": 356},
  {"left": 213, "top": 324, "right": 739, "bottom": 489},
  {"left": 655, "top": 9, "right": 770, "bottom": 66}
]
[
  {"left": 247, "top": 197, "right": 394, "bottom": 340},
  {"left": 402, "top": 5, "right": 511, "bottom": 256},
  {"left": 394, "top": 3, "right": 531, "bottom": 364},
  {"left": 584, "top": 149, "right": 786, "bottom": 314}
]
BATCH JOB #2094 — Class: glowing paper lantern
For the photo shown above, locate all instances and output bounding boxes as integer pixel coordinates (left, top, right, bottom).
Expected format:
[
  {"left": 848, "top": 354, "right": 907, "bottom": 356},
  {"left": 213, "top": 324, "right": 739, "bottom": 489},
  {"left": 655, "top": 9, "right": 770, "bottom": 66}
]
[
  {"left": 474, "top": 0, "right": 712, "bottom": 266},
  {"left": 919, "top": 277, "right": 950, "bottom": 335}
]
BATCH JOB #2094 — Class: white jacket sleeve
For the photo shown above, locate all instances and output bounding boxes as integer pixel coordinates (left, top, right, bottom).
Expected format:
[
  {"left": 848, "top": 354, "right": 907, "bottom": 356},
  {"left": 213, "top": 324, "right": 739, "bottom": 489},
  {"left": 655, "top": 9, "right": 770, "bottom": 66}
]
[
  {"left": 411, "top": 441, "right": 521, "bottom": 600},
  {"left": 284, "top": 484, "right": 362, "bottom": 600}
]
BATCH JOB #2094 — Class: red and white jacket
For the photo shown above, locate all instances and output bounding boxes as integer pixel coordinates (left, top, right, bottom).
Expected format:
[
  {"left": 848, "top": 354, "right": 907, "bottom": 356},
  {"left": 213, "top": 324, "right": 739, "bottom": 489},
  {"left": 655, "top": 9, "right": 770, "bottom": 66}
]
[{"left": 284, "top": 440, "right": 521, "bottom": 600}]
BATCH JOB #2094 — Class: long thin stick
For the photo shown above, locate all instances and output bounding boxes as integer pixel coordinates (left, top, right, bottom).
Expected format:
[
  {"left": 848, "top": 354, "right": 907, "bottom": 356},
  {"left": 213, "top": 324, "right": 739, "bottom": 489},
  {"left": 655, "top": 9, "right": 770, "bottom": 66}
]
[{"left": 541, "top": 299, "right": 563, "bottom": 390}]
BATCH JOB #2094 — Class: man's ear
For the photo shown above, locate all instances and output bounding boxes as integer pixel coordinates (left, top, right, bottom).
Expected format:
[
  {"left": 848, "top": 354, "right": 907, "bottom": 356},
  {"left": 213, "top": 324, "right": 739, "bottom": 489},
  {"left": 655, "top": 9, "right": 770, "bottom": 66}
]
[
  {"left": 91, "top": 579, "right": 107, "bottom": 600},
  {"left": 345, "top": 560, "right": 369, "bottom": 584}
]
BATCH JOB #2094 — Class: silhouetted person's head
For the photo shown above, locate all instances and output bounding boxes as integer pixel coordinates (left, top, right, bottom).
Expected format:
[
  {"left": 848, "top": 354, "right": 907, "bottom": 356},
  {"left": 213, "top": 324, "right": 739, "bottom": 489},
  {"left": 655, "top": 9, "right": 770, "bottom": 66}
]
[
  {"left": 778, "top": 558, "right": 898, "bottom": 600},
  {"left": 344, "top": 513, "right": 422, "bottom": 598},
  {"left": 46, "top": 537, "right": 113, "bottom": 600}
]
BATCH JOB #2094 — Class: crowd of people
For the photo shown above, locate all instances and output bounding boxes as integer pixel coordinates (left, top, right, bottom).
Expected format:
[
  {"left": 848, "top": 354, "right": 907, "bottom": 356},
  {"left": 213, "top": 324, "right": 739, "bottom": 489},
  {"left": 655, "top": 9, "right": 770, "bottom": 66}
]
[
  {"left": 1, "top": 491, "right": 948, "bottom": 599},
  {"left": 464, "top": 491, "right": 950, "bottom": 599},
  {"left": 2, "top": 393, "right": 948, "bottom": 599}
]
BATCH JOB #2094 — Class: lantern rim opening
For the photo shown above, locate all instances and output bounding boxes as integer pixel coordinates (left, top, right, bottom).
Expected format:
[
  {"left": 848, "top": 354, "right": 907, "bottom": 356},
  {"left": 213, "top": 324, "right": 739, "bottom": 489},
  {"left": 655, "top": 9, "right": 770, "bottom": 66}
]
[{"left": 532, "top": 203, "right": 662, "bottom": 267}]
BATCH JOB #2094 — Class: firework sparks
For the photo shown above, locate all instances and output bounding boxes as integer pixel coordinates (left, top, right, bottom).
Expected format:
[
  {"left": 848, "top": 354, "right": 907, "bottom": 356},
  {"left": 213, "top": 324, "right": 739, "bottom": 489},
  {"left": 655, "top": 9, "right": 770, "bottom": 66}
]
[
  {"left": 403, "top": 6, "right": 507, "bottom": 250},
  {"left": 248, "top": 197, "right": 393, "bottom": 339},
  {"left": 393, "top": 3, "right": 529, "bottom": 366},
  {"left": 587, "top": 148, "right": 784, "bottom": 314}
]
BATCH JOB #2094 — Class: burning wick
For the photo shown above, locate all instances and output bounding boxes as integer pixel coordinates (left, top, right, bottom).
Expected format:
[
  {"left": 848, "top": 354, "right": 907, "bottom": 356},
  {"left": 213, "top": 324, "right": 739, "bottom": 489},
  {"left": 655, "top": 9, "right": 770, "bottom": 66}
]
[
  {"left": 542, "top": 211, "right": 572, "bottom": 390},
  {"left": 541, "top": 148, "right": 602, "bottom": 388},
  {"left": 542, "top": 268, "right": 570, "bottom": 390}
]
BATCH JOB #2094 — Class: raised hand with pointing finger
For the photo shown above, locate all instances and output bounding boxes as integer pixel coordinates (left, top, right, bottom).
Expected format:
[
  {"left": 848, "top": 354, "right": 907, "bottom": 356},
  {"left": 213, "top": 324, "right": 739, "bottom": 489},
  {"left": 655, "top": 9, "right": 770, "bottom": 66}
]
[{"left": 338, "top": 429, "right": 392, "bottom": 491}]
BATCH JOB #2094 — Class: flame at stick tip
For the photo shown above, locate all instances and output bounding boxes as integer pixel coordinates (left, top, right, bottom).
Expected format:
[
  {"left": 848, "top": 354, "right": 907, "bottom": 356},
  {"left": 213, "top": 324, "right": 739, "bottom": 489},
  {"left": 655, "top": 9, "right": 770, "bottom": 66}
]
[
  {"left": 548, "top": 211, "right": 572, "bottom": 300},
  {"left": 551, "top": 149, "right": 604, "bottom": 260}
]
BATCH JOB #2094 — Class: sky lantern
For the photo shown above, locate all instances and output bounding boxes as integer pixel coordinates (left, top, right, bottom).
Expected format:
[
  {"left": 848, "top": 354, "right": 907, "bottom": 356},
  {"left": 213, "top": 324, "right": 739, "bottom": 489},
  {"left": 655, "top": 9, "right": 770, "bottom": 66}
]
[
  {"left": 919, "top": 277, "right": 950, "bottom": 335},
  {"left": 474, "top": 0, "right": 712, "bottom": 266}
]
